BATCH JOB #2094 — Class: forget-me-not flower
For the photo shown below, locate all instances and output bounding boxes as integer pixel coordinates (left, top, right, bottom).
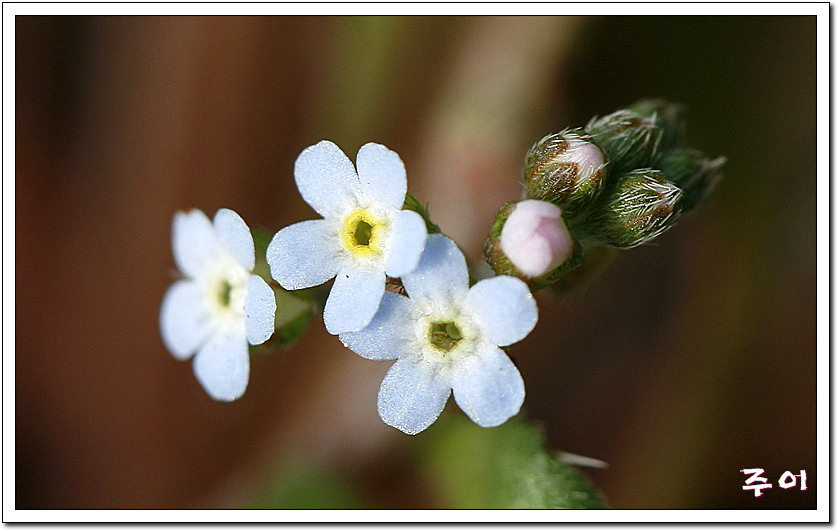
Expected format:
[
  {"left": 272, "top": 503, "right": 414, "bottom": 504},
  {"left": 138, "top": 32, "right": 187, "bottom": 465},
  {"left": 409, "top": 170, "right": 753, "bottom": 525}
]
[
  {"left": 160, "top": 208, "right": 276, "bottom": 401},
  {"left": 340, "top": 234, "right": 538, "bottom": 435},
  {"left": 266, "top": 140, "right": 428, "bottom": 335}
]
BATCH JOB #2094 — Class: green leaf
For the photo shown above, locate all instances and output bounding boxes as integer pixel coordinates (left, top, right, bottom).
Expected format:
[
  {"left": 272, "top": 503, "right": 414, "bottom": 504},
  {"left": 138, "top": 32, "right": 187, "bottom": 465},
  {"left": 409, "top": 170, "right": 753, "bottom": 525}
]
[
  {"left": 403, "top": 191, "right": 441, "bottom": 234},
  {"left": 418, "top": 414, "right": 608, "bottom": 509},
  {"left": 250, "top": 457, "right": 366, "bottom": 509},
  {"left": 260, "top": 286, "right": 318, "bottom": 350},
  {"left": 249, "top": 227, "right": 321, "bottom": 352},
  {"left": 250, "top": 227, "right": 275, "bottom": 282}
]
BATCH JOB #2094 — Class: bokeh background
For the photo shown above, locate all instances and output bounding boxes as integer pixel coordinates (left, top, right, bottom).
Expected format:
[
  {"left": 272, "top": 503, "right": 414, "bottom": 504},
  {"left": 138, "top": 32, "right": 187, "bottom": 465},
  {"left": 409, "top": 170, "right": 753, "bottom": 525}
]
[{"left": 15, "top": 14, "right": 819, "bottom": 510}]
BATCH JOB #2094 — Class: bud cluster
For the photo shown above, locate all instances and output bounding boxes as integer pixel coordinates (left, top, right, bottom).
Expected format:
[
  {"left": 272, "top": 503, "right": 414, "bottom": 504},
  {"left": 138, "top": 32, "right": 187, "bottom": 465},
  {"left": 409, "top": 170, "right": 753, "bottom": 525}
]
[{"left": 484, "top": 98, "right": 724, "bottom": 291}]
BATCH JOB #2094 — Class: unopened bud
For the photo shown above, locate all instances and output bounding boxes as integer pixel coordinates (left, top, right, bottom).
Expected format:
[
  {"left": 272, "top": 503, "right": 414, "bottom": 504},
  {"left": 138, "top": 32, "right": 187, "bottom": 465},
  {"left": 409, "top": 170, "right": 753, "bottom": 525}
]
[
  {"left": 658, "top": 148, "right": 725, "bottom": 212},
  {"left": 523, "top": 129, "right": 608, "bottom": 218},
  {"left": 628, "top": 98, "right": 685, "bottom": 153},
  {"left": 586, "top": 109, "right": 662, "bottom": 173},
  {"left": 587, "top": 169, "right": 683, "bottom": 249},
  {"left": 484, "top": 200, "right": 581, "bottom": 291}
]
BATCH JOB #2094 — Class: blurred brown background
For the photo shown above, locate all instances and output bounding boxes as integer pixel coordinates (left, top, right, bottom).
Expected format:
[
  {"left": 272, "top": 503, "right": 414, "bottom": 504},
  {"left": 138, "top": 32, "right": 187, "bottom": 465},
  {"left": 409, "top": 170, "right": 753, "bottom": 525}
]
[{"left": 16, "top": 15, "right": 818, "bottom": 510}]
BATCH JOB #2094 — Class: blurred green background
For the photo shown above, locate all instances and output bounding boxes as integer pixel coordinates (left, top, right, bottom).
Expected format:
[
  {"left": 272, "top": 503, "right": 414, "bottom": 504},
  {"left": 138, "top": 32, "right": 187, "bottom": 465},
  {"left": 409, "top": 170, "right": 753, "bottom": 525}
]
[{"left": 16, "top": 15, "right": 818, "bottom": 510}]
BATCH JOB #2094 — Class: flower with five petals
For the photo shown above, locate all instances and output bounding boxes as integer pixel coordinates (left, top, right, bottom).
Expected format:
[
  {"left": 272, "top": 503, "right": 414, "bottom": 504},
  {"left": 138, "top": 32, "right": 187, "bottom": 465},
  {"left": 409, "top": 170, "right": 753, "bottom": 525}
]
[
  {"left": 267, "top": 140, "right": 428, "bottom": 334},
  {"left": 160, "top": 208, "right": 276, "bottom": 401},
  {"left": 340, "top": 234, "right": 538, "bottom": 435}
]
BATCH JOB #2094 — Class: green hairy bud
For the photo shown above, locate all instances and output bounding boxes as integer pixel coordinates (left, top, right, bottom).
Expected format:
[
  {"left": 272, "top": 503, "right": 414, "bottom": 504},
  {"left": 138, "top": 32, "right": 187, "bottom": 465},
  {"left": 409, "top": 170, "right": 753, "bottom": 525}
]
[
  {"left": 523, "top": 129, "right": 609, "bottom": 218},
  {"left": 586, "top": 169, "right": 684, "bottom": 249},
  {"left": 628, "top": 98, "right": 685, "bottom": 154},
  {"left": 658, "top": 148, "right": 726, "bottom": 213},
  {"left": 586, "top": 110, "right": 663, "bottom": 173}
]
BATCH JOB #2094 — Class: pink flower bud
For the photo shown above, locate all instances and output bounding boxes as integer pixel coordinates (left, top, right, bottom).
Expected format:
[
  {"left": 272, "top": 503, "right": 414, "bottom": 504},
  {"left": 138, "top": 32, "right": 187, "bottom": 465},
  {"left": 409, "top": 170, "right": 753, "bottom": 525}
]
[
  {"left": 565, "top": 138, "right": 608, "bottom": 186},
  {"left": 523, "top": 129, "right": 609, "bottom": 218},
  {"left": 500, "top": 199, "right": 574, "bottom": 278}
]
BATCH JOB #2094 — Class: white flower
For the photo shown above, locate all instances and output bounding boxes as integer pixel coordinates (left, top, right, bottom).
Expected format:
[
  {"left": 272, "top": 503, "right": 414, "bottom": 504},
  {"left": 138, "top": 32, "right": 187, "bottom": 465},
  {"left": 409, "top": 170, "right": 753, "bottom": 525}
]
[
  {"left": 160, "top": 208, "right": 277, "bottom": 401},
  {"left": 266, "top": 140, "right": 428, "bottom": 335},
  {"left": 500, "top": 199, "right": 574, "bottom": 278},
  {"left": 340, "top": 234, "right": 538, "bottom": 435}
]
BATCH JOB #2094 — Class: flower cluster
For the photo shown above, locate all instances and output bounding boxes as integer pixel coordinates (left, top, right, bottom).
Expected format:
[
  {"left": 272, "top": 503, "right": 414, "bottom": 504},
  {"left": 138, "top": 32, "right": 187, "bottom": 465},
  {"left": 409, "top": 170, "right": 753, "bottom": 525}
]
[
  {"left": 160, "top": 99, "right": 721, "bottom": 435},
  {"left": 161, "top": 141, "right": 537, "bottom": 434}
]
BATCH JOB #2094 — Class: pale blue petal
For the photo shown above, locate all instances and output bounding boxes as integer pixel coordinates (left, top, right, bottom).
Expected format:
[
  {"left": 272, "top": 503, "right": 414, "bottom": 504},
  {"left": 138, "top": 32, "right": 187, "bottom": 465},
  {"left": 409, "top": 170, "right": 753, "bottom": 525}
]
[
  {"left": 323, "top": 266, "right": 385, "bottom": 334},
  {"left": 244, "top": 274, "right": 277, "bottom": 345},
  {"left": 378, "top": 357, "right": 452, "bottom": 435},
  {"left": 214, "top": 208, "right": 255, "bottom": 271},
  {"left": 451, "top": 343, "right": 525, "bottom": 428},
  {"left": 295, "top": 140, "right": 359, "bottom": 218},
  {"left": 172, "top": 209, "right": 223, "bottom": 279},
  {"left": 193, "top": 326, "right": 249, "bottom": 402},
  {"left": 160, "top": 279, "right": 214, "bottom": 360},
  {"left": 466, "top": 275, "right": 538, "bottom": 347},
  {"left": 339, "top": 292, "right": 414, "bottom": 361},
  {"left": 266, "top": 219, "right": 341, "bottom": 290},
  {"left": 355, "top": 142, "right": 407, "bottom": 210},
  {"left": 385, "top": 209, "right": 427, "bottom": 278},
  {"left": 401, "top": 234, "right": 469, "bottom": 303}
]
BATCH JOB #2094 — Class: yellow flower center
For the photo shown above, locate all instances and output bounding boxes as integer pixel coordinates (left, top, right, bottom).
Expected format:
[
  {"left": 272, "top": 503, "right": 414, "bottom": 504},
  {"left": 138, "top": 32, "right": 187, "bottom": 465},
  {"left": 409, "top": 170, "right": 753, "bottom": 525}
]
[{"left": 341, "top": 208, "right": 384, "bottom": 257}]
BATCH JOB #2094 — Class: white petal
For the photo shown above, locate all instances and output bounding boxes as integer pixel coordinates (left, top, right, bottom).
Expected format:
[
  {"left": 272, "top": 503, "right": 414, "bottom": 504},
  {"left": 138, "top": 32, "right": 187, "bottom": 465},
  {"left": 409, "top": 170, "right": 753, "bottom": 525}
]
[
  {"left": 378, "top": 357, "right": 452, "bottom": 435},
  {"left": 451, "top": 343, "right": 525, "bottom": 428},
  {"left": 339, "top": 292, "right": 414, "bottom": 361},
  {"left": 355, "top": 142, "right": 407, "bottom": 210},
  {"left": 294, "top": 140, "right": 359, "bottom": 218},
  {"left": 193, "top": 326, "right": 249, "bottom": 401},
  {"left": 266, "top": 219, "right": 341, "bottom": 290},
  {"left": 172, "top": 209, "right": 223, "bottom": 279},
  {"left": 323, "top": 266, "right": 385, "bottom": 334},
  {"left": 244, "top": 274, "right": 276, "bottom": 345},
  {"left": 401, "top": 234, "right": 469, "bottom": 304},
  {"left": 385, "top": 209, "right": 428, "bottom": 278},
  {"left": 160, "top": 279, "right": 215, "bottom": 360},
  {"left": 467, "top": 275, "right": 538, "bottom": 347},
  {"left": 214, "top": 208, "right": 255, "bottom": 271}
]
